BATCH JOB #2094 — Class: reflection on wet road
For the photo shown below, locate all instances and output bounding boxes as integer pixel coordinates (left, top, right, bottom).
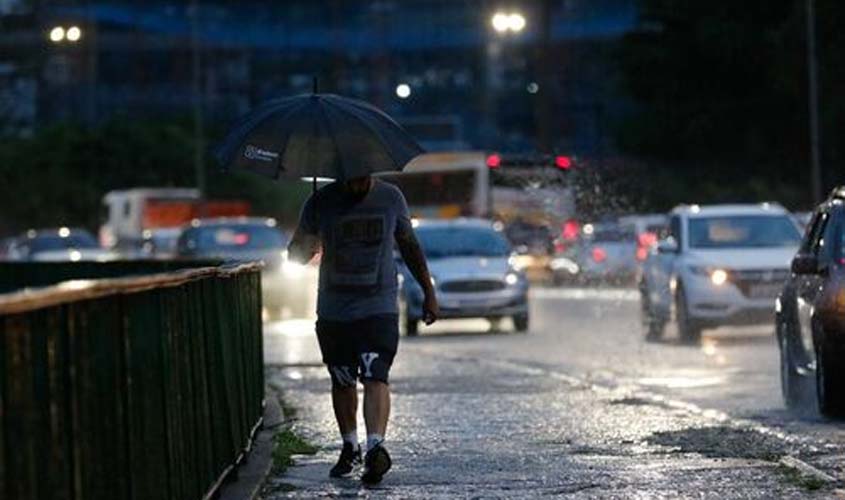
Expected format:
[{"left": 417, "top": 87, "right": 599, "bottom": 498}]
[{"left": 261, "top": 287, "right": 845, "bottom": 498}]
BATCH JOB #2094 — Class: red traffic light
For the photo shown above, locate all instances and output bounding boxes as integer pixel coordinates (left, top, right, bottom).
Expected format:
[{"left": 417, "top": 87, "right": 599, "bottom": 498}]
[
  {"left": 486, "top": 154, "right": 501, "bottom": 169},
  {"left": 555, "top": 155, "right": 572, "bottom": 170}
]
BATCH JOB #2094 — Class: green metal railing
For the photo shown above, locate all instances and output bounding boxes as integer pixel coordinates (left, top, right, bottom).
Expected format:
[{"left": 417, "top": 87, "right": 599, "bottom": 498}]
[{"left": 0, "top": 261, "right": 265, "bottom": 500}]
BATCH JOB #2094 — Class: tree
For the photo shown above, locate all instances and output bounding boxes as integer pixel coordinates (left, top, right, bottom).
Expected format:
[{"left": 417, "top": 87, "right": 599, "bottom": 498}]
[
  {"left": 613, "top": 0, "right": 844, "bottom": 209},
  {"left": 0, "top": 117, "right": 310, "bottom": 236}
]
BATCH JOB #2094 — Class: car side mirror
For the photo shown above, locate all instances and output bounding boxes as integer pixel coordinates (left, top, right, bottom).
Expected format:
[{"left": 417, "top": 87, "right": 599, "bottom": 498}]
[
  {"left": 656, "top": 238, "right": 679, "bottom": 254},
  {"left": 791, "top": 254, "right": 820, "bottom": 275}
]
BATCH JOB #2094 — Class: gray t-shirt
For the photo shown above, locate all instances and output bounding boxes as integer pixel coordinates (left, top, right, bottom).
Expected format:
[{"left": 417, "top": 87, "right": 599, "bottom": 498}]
[{"left": 297, "top": 180, "right": 413, "bottom": 321}]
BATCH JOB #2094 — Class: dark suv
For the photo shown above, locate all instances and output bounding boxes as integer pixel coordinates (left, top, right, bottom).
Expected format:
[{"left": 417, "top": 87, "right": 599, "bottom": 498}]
[{"left": 776, "top": 188, "right": 845, "bottom": 416}]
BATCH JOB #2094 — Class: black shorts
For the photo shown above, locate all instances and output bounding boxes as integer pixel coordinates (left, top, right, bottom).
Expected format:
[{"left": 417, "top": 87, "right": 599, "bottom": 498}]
[{"left": 316, "top": 314, "right": 399, "bottom": 387}]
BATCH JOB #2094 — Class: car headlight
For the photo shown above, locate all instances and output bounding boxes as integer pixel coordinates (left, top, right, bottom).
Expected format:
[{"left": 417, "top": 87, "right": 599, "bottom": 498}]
[
  {"left": 710, "top": 269, "right": 728, "bottom": 286},
  {"left": 281, "top": 259, "right": 306, "bottom": 278},
  {"left": 688, "top": 265, "right": 729, "bottom": 286},
  {"left": 505, "top": 272, "right": 523, "bottom": 286}
]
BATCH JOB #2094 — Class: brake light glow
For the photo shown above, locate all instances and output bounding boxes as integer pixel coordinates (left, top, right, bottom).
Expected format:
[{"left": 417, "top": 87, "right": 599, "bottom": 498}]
[
  {"left": 555, "top": 155, "right": 572, "bottom": 170},
  {"left": 486, "top": 154, "right": 501, "bottom": 169},
  {"left": 637, "top": 232, "right": 658, "bottom": 248},
  {"left": 562, "top": 219, "right": 580, "bottom": 241},
  {"left": 591, "top": 247, "right": 607, "bottom": 263}
]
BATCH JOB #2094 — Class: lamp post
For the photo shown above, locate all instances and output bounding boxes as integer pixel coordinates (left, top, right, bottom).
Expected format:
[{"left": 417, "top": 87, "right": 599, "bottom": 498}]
[
  {"left": 484, "top": 11, "right": 526, "bottom": 145},
  {"left": 806, "top": 0, "right": 822, "bottom": 202}
]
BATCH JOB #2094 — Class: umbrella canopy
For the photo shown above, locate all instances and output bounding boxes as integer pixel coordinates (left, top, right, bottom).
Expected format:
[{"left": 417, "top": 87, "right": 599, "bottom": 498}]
[{"left": 214, "top": 93, "right": 424, "bottom": 181}]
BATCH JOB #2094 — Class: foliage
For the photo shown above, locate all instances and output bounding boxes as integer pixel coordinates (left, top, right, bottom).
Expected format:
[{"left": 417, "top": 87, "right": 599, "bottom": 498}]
[
  {"left": 271, "top": 428, "right": 319, "bottom": 472},
  {"left": 0, "top": 117, "right": 310, "bottom": 236},
  {"left": 614, "top": 0, "right": 845, "bottom": 210}
]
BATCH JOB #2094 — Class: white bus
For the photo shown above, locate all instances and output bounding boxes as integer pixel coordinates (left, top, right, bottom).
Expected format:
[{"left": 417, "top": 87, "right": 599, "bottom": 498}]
[
  {"left": 380, "top": 151, "right": 577, "bottom": 281},
  {"left": 380, "top": 151, "right": 575, "bottom": 223}
]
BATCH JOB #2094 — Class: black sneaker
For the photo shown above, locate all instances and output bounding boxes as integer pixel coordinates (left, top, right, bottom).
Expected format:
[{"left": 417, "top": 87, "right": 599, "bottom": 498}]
[
  {"left": 329, "top": 443, "right": 362, "bottom": 478},
  {"left": 361, "top": 444, "right": 392, "bottom": 485}
]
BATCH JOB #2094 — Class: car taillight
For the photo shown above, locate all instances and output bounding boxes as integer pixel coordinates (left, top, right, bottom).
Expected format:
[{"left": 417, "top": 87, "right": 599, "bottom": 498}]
[
  {"left": 562, "top": 219, "right": 580, "bottom": 241},
  {"left": 637, "top": 232, "right": 658, "bottom": 248},
  {"left": 486, "top": 154, "right": 501, "bottom": 169},
  {"left": 591, "top": 247, "right": 607, "bottom": 263}
]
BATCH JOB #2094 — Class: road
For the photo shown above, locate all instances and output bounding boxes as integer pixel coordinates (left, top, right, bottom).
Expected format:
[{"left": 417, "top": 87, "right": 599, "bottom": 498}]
[{"left": 261, "top": 287, "right": 845, "bottom": 498}]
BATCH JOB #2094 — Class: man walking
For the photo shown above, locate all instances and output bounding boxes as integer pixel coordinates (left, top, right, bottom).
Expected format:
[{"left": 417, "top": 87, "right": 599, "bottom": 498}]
[{"left": 288, "top": 175, "right": 438, "bottom": 485}]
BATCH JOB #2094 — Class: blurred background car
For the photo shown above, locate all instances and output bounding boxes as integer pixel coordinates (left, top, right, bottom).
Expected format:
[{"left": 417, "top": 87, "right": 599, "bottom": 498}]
[
  {"left": 175, "top": 217, "right": 317, "bottom": 319},
  {"left": 792, "top": 211, "right": 813, "bottom": 233},
  {"left": 571, "top": 222, "right": 638, "bottom": 286},
  {"left": 619, "top": 213, "right": 669, "bottom": 264},
  {"left": 398, "top": 218, "right": 529, "bottom": 335},
  {"left": 503, "top": 217, "right": 555, "bottom": 283},
  {"left": 777, "top": 189, "right": 845, "bottom": 416},
  {"left": 138, "top": 227, "right": 182, "bottom": 258},
  {"left": 641, "top": 203, "right": 802, "bottom": 343},
  {"left": 8, "top": 227, "right": 117, "bottom": 262}
]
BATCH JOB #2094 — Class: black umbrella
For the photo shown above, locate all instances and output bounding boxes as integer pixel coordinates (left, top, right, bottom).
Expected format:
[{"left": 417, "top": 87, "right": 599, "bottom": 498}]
[{"left": 214, "top": 91, "right": 424, "bottom": 183}]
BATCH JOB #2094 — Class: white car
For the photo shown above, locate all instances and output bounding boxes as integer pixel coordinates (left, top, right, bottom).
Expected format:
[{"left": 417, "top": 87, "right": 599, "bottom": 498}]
[
  {"left": 640, "top": 204, "right": 802, "bottom": 343},
  {"left": 399, "top": 218, "right": 530, "bottom": 335},
  {"left": 176, "top": 217, "right": 317, "bottom": 319}
]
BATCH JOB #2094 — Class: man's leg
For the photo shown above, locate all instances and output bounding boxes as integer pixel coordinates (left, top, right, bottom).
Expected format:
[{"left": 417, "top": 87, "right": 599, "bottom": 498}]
[
  {"left": 363, "top": 380, "right": 390, "bottom": 438},
  {"left": 358, "top": 315, "right": 398, "bottom": 485},
  {"left": 332, "top": 384, "right": 358, "bottom": 435},
  {"left": 317, "top": 318, "right": 363, "bottom": 477}
]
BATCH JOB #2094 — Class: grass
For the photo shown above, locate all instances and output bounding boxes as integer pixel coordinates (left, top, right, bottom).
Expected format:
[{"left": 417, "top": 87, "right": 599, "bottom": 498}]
[
  {"left": 777, "top": 464, "right": 827, "bottom": 492},
  {"left": 271, "top": 428, "right": 319, "bottom": 472}
]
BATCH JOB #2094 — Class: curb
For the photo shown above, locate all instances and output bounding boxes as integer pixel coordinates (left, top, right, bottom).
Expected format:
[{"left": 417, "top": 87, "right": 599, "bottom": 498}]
[{"left": 219, "top": 392, "right": 284, "bottom": 500}]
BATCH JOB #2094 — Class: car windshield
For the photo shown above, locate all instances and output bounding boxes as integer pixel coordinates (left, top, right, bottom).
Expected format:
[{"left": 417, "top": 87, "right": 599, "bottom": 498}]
[
  {"left": 29, "top": 233, "right": 98, "bottom": 253},
  {"left": 585, "top": 226, "right": 635, "bottom": 243},
  {"left": 417, "top": 227, "right": 511, "bottom": 258},
  {"left": 688, "top": 215, "right": 801, "bottom": 249},
  {"left": 193, "top": 225, "right": 286, "bottom": 251}
]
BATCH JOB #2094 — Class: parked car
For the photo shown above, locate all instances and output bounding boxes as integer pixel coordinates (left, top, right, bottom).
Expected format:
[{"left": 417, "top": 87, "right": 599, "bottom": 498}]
[
  {"left": 398, "top": 218, "right": 529, "bottom": 335},
  {"left": 570, "top": 222, "right": 639, "bottom": 285},
  {"left": 777, "top": 188, "right": 845, "bottom": 415},
  {"left": 8, "top": 227, "right": 116, "bottom": 262},
  {"left": 176, "top": 217, "right": 316, "bottom": 318},
  {"left": 641, "top": 204, "right": 801, "bottom": 343}
]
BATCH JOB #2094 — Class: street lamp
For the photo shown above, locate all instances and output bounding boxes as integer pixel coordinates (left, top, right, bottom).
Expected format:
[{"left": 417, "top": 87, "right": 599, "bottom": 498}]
[
  {"left": 49, "top": 26, "right": 65, "bottom": 43},
  {"left": 491, "top": 11, "right": 526, "bottom": 34},
  {"left": 49, "top": 25, "right": 82, "bottom": 44},
  {"left": 66, "top": 26, "right": 82, "bottom": 42},
  {"left": 395, "top": 83, "right": 412, "bottom": 99},
  {"left": 508, "top": 13, "right": 526, "bottom": 33}
]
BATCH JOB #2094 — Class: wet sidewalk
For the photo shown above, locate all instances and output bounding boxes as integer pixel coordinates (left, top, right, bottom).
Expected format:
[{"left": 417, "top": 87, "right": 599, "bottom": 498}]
[{"left": 260, "top": 319, "right": 821, "bottom": 499}]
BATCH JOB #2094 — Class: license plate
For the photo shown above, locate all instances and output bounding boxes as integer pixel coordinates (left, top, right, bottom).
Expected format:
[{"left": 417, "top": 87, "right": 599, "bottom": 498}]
[{"left": 748, "top": 283, "right": 781, "bottom": 299}]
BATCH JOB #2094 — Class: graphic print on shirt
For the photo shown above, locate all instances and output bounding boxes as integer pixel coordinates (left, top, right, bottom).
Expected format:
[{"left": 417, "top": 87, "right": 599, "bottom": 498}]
[{"left": 329, "top": 214, "right": 386, "bottom": 291}]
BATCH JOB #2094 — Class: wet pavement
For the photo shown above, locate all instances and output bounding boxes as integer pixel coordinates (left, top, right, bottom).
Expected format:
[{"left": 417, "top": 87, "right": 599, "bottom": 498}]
[{"left": 260, "top": 287, "right": 845, "bottom": 498}]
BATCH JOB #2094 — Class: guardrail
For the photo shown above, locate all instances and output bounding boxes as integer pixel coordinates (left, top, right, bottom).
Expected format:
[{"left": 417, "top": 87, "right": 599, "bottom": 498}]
[{"left": 0, "top": 261, "right": 265, "bottom": 500}]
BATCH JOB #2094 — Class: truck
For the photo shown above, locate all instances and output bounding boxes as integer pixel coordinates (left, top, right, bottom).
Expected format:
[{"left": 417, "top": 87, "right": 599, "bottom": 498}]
[{"left": 99, "top": 188, "right": 250, "bottom": 254}]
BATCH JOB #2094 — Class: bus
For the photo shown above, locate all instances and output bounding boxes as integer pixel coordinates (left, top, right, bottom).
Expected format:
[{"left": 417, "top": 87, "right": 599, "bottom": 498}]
[
  {"left": 379, "top": 151, "right": 577, "bottom": 280},
  {"left": 380, "top": 151, "right": 575, "bottom": 221}
]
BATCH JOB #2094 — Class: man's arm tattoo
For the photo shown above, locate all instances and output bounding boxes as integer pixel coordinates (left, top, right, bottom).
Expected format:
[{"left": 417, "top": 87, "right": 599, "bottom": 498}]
[{"left": 396, "top": 231, "right": 434, "bottom": 295}]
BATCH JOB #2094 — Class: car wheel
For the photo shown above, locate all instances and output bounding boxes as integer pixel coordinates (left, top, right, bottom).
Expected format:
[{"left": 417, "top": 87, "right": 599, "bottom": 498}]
[
  {"left": 779, "top": 318, "right": 812, "bottom": 409},
  {"left": 513, "top": 313, "right": 529, "bottom": 333},
  {"left": 816, "top": 336, "right": 845, "bottom": 417},
  {"left": 640, "top": 287, "right": 664, "bottom": 341},
  {"left": 676, "top": 285, "right": 702, "bottom": 344}
]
